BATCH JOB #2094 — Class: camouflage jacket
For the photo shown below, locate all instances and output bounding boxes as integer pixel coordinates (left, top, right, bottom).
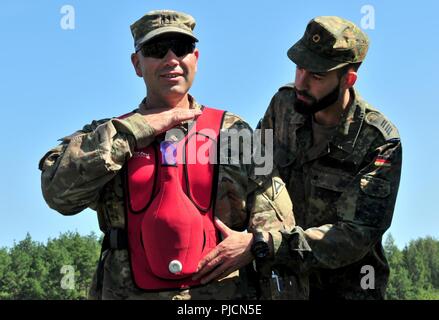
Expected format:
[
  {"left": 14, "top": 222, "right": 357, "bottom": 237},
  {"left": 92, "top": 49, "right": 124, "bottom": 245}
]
[
  {"left": 258, "top": 84, "right": 402, "bottom": 299},
  {"left": 39, "top": 96, "right": 295, "bottom": 300}
]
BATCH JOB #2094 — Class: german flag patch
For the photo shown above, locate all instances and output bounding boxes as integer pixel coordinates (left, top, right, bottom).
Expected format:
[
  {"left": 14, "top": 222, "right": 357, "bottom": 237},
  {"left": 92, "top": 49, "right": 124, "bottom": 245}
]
[{"left": 374, "top": 156, "right": 391, "bottom": 167}]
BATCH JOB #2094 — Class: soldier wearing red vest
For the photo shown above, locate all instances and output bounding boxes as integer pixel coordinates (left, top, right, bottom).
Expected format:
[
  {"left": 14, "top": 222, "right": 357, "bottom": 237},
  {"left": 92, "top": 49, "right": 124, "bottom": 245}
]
[{"left": 39, "top": 10, "right": 297, "bottom": 299}]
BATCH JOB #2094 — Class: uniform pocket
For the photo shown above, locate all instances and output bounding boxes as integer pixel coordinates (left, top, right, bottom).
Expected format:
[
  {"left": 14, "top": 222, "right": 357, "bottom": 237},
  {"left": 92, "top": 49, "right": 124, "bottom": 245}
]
[
  {"left": 360, "top": 175, "right": 390, "bottom": 198},
  {"left": 310, "top": 167, "right": 353, "bottom": 193}
]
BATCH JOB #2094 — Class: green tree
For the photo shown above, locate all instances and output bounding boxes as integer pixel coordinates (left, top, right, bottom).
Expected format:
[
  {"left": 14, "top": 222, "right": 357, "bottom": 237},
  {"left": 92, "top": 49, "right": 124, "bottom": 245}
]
[
  {"left": 385, "top": 234, "right": 439, "bottom": 300},
  {"left": 403, "top": 237, "right": 439, "bottom": 300},
  {"left": 417, "top": 237, "right": 439, "bottom": 289},
  {"left": 384, "top": 233, "right": 415, "bottom": 299},
  {"left": 0, "top": 247, "right": 11, "bottom": 299},
  {"left": 44, "top": 233, "right": 79, "bottom": 299},
  {"left": 1, "top": 232, "right": 436, "bottom": 300},
  {"left": 44, "top": 231, "right": 100, "bottom": 299},
  {"left": 404, "top": 240, "right": 430, "bottom": 292},
  {"left": 0, "top": 232, "right": 101, "bottom": 300},
  {"left": 3, "top": 234, "right": 49, "bottom": 299}
]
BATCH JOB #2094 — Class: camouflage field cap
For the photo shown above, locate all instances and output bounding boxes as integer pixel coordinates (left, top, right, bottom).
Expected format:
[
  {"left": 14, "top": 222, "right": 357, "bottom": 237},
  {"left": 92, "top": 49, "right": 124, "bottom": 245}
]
[
  {"left": 130, "top": 10, "right": 198, "bottom": 52},
  {"left": 288, "top": 16, "right": 369, "bottom": 73}
]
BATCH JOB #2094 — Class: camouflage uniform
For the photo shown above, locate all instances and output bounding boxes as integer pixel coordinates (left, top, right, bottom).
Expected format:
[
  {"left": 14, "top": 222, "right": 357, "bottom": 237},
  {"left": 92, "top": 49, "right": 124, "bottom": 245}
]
[
  {"left": 39, "top": 95, "right": 295, "bottom": 300},
  {"left": 39, "top": 9, "right": 295, "bottom": 300},
  {"left": 258, "top": 17, "right": 402, "bottom": 299}
]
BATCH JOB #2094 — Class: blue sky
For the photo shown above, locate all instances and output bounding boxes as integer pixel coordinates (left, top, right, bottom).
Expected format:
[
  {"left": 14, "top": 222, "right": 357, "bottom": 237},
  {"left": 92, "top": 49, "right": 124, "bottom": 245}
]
[{"left": 0, "top": 0, "right": 437, "bottom": 249}]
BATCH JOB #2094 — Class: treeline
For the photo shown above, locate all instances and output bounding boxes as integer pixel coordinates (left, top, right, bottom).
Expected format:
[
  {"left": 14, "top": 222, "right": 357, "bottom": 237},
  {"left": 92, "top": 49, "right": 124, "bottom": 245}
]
[
  {"left": 385, "top": 234, "right": 439, "bottom": 299},
  {"left": 0, "top": 232, "right": 438, "bottom": 299},
  {"left": 0, "top": 232, "right": 101, "bottom": 299}
]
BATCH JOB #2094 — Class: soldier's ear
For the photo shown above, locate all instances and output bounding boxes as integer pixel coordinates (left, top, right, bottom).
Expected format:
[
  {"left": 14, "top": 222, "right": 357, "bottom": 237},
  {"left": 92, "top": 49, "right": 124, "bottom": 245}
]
[
  {"left": 131, "top": 52, "right": 143, "bottom": 77},
  {"left": 193, "top": 48, "right": 199, "bottom": 60},
  {"left": 193, "top": 48, "right": 199, "bottom": 73},
  {"left": 344, "top": 71, "right": 357, "bottom": 88}
]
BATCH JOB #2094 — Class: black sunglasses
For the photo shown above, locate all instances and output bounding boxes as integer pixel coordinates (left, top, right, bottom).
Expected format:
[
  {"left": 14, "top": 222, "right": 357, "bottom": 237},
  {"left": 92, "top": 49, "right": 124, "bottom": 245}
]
[{"left": 139, "top": 38, "right": 196, "bottom": 59}]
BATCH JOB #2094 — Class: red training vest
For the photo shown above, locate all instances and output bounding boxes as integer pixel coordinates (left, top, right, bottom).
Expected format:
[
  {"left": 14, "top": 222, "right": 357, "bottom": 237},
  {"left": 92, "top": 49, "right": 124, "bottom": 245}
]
[{"left": 121, "top": 106, "right": 225, "bottom": 291}]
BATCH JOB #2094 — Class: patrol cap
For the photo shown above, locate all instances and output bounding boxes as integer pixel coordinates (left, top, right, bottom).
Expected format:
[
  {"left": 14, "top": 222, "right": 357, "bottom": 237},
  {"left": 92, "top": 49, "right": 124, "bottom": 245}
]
[
  {"left": 130, "top": 10, "right": 198, "bottom": 52},
  {"left": 288, "top": 16, "right": 369, "bottom": 73}
]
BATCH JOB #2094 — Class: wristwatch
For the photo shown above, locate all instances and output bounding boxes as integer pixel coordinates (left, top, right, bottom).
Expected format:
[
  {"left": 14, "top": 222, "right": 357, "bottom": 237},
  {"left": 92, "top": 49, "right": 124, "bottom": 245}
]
[{"left": 251, "top": 231, "right": 270, "bottom": 260}]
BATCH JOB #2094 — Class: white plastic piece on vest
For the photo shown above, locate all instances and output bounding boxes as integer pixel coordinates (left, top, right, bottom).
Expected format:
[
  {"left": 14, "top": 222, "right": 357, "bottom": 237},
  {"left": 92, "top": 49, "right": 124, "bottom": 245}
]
[{"left": 169, "top": 260, "right": 183, "bottom": 274}]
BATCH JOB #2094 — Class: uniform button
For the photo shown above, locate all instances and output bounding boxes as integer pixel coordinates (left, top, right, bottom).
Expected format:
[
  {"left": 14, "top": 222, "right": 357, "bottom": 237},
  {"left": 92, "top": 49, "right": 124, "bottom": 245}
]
[{"left": 169, "top": 260, "right": 183, "bottom": 274}]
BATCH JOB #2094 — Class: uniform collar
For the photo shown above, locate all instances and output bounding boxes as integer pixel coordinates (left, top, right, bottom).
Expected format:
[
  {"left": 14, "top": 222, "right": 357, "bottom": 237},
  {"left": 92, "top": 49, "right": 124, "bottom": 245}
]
[
  {"left": 137, "top": 94, "right": 201, "bottom": 141},
  {"left": 292, "top": 87, "right": 366, "bottom": 163},
  {"left": 330, "top": 88, "right": 366, "bottom": 154},
  {"left": 138, "top": 94, "right": 201, "bottom": 113}
]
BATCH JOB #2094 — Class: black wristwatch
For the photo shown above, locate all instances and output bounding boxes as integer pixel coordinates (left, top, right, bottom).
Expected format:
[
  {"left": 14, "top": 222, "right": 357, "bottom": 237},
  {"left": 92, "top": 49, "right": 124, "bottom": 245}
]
[{"left": 251, "top": 231, "right": 270, "bottom": 260}]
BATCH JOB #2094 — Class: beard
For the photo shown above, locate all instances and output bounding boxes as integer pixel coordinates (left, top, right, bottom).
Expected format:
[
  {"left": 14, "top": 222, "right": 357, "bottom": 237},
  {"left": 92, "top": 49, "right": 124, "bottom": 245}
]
[{"left": 294, "top": 83, "right": 341, "bottom": 115}]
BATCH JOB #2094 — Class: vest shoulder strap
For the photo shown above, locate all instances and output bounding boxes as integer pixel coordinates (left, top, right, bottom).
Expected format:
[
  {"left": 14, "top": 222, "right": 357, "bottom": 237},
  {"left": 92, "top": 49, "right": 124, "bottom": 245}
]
[{"left": 196, "top": 106, "right": 226, "bottom": 136}]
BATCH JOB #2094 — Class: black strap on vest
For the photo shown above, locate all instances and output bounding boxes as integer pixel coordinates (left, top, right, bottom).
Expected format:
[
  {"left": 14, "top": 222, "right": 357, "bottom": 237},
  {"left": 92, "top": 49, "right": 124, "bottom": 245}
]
[
  {"left": 106, "top": 228, "right": 128, "bottom": 250},
  {"left": 96, "top": 229, "right": 129, "bottom": 296}
]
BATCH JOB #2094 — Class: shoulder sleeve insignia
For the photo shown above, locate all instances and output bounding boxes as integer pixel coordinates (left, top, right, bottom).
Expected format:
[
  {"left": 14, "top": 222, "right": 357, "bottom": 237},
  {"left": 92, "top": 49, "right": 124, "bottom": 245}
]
[{"left": 271, "top": 177, "right": 285, "bottom": 200}]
